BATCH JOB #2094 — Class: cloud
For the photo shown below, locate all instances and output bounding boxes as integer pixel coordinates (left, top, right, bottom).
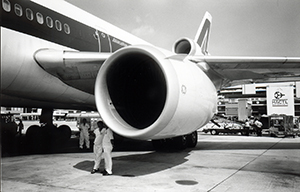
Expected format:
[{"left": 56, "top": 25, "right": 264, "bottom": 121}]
[
  {"left": 131, "top": 25, "right": 155, "bottom": 38},
  {"left": 135, "top": 16, "right": 142, "bottom": 24}
]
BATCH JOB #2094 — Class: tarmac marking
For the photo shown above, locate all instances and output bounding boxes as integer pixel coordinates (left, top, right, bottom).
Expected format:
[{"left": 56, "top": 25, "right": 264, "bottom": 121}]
[{"left": 207, "top": 138, "right": 284, "bottom": 191}]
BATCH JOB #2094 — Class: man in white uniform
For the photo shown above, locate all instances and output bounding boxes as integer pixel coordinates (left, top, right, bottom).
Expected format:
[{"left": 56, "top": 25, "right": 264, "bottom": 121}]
[
  {"left": 91, "top": 121, "right": 104, "bottom": 174},
  {"left": 78, "top": 118, "right": 90, "bottom": 149},
  {"left": 91, "top": 121, "right": 114, "bottom": 175},
  {"left": 101, "top": 124, "right": 114, "bottom": 175}
]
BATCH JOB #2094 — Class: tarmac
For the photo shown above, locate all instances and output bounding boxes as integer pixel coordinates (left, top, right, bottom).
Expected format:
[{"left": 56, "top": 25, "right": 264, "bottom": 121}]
[{"left": 1, "top": 129, "right": 300, "bottom": 192}]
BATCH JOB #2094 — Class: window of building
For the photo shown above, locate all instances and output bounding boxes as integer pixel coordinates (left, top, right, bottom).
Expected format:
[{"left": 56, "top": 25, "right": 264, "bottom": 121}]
[
  {"left": 14, "top": 4, "right": 22, "bottom": 16},
  {"left": 64, "top": 23, "right": 70, "bottom": 34},
  {"left": 36, "top": 12, "right": 43, "bottom": 24},
  {"left": 55, "top": 20, "right": 62, "bottom": 31},
  {"left": 46, "top": 16, "right": 53, "bottom": 28},
  {"left": 26, "top": 8, "right": 33, "bottom": 21},
  {"left": 2, "top": 0, "right": 11, "bottom": 12}
]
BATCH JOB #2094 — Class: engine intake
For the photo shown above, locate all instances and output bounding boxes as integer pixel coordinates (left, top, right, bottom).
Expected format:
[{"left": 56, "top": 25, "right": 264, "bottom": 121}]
[
  {"left": 173, "top": 37, "right": 203, "bottom": 56},
  {"left": 106, "top": 51, "right": 167, "bottom": 129}
]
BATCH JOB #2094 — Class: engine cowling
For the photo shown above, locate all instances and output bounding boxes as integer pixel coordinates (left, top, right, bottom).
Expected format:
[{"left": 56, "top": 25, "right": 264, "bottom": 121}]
[
  {"left": 95, "top": 45, "right": 217, "bottom": 140},
  {"left": 172, "top": 37, "right": 204, "bottom": 56}
]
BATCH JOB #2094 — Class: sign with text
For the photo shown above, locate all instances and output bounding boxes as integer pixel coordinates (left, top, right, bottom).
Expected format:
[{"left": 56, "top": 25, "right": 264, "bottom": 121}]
[{"left": 267, "top": 85, "right": 294, "bottom": 116}]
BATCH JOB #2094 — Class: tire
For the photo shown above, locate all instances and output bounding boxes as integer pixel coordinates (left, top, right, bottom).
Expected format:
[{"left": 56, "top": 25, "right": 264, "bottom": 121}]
[
  {"left": 152, "top": 139, "right": 166, "bottom": 150},
  {"left": 210, "top": 129, "right": 218, "bottom": 135},
  {"left": 26, "top": 125, "right": 47, "bottom": 153},
  {"left": 187, "top": 131, "right": 198, "bottom": 148},
  {"left": 172, "top": 135, "right": 187, "bottom": 150},
  {"left": 58, "top": 125, "right": 71, "bottom": 141}
]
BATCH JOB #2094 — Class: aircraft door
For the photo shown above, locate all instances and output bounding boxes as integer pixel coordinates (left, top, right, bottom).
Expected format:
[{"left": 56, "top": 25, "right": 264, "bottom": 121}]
[{"left": 95, "top": 30, "right": 111, "bottom": 53}]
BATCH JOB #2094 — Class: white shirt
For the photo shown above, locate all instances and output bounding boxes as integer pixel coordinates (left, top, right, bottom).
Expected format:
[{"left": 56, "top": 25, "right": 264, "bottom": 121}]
[
  {"left": 101, "top": 128, "right": 114, "bottom": 147},
  {"left": 93, "top": 128, "right": 104, "bottom": 146},
  {"left": 80, "top": 123, "right": 90, "bottom": 131}
]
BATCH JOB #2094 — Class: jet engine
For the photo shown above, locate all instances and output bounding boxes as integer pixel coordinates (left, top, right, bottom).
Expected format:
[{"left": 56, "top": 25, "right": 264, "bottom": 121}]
[
  {"left": 95, "top": 45, "right": 217, "bottom": 140},
  {"left": 172, "top": 37, "right": 204, "bottom": 56}
]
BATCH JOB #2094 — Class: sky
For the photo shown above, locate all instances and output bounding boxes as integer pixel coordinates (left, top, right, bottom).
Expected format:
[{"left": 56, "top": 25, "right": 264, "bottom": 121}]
[{"left": 66, "top": 0, "right": 300, "bottom": 57}]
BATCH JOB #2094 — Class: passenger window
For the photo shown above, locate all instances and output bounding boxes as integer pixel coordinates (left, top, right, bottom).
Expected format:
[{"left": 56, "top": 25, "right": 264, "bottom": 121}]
[
  {"left": 46, "top": 16, "right": 53, "bottom": 28},
  {"left": 26, "top": 8, "right": 33, "bottom": 21},
  {"left": 36, "top": 12, "right": 43, "bottom": 24},
  {"left": 14, "top": 4, "right": 22, "bottom": 16},
  {"left": 2, "top": 0, "right": 11, "bottom": 12},
  {"left": 64, "top": 23, "right": 70, "bottom": 34},
  {"left": 55, "top": 20, "right": 62, "bottom": 31}
]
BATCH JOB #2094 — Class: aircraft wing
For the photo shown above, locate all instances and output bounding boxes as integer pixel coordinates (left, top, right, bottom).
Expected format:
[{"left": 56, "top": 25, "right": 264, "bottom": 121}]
[{"left": 189, "top": 55, "right": 300, "bottom": 87}]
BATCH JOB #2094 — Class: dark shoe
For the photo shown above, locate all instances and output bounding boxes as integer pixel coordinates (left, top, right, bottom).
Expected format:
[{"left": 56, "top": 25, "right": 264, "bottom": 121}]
[
  {"left": 102, "top": 170, "right": 112, "bottom": 176},
  {"left": 91, "top": 169, "right": 99, "bottom": 174}
]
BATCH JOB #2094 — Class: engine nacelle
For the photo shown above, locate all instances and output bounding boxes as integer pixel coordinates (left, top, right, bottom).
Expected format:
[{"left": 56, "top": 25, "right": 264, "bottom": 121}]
[
  {"left": 172, "top": 37, "right": 204, "bottom": 56},
  {"left": 95, "top": 45, "right": 217, "bottom": 140}
]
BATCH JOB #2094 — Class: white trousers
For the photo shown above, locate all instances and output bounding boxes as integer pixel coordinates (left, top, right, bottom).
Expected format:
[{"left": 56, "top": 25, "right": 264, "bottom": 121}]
[
  {"left": 79, "top": 130, "right": 90, "bottom": 148},
  {"left": 93, "top": 145, "right": 113, "bottom": 174}
]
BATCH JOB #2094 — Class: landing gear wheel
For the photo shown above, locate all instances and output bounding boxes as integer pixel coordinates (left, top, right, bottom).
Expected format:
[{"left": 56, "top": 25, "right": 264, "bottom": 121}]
[
  {"left": 26, "top": 125, "right": 47, "bottom": 153},
  {"left": 152, "top": 139, "right": 165, "bottom": 150},
  {"left": 58, "top": 125, "right": 71, "bottom": 141},
  {"left": 172, "top": 135, "right": 187, "bottom": 150},
  {"left": 187, "top": 131, "right": 198, "bottom": 148}
]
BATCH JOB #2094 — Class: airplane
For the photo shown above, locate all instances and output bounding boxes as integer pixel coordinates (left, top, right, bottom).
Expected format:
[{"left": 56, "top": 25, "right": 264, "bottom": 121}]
[{"left": 1, "top": 0, "right": 300, "bottom": 150}]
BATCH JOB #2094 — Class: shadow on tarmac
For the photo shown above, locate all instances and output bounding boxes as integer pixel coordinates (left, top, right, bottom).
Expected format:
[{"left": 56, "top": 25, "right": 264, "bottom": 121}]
[{"left": 73, "top": 150, "right": 191, "bottom": 177}]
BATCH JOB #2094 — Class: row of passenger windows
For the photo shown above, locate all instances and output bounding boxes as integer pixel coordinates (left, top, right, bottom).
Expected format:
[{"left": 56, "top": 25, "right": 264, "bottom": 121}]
[{"left": 2, "top": 0, "right": 71, "bottom": 34}]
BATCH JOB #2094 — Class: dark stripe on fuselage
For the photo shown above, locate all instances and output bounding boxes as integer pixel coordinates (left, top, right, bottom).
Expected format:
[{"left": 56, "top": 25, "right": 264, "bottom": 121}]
[{"left": 1, "top": 0, "right": 129, "bottom": 52}]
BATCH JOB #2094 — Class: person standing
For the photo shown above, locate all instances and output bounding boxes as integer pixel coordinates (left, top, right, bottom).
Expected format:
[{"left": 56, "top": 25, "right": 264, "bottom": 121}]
[
  {"left": 78, "top": 118, "right": 90, "bottom": 149},
  {"left": 243, "top": 119, "right": 250, "bottom": 136},
  {"left": 254, "top": 118, "right": 263, "bottom": 136},
  {"left": 91, "top": 121, "right": 105, "bottom": 174},
  {"left": 16, "top": 118, "right": 24, "bottom": 136},
  {"left": 101, "top": 123, "right": 114, "bottom": 175},
  {"left": 91, "top": 121, "right": 114, "bottom": 175}
]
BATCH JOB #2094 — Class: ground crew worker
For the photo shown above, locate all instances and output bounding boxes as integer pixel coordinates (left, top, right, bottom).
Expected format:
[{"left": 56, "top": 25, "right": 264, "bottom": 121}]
[
  {"left": 16, "top": 118, "right": 24, "bottom": 136},
  {"left": 78, "top": 118, "right": 90, "bottom": 149},
  {"left": 101, "top": 123, "right": 114, "bottom": 175},
  {"left": 91, "top": 121, "right": 114, "bottom": 175},
  {"left": 243, "top": 119, "right": 250, "bottom": 136},
  {"left": 254, "top": 118, "right": 263, "bottom": 136},
  {"left": 91, "top": 121, "right": 105, "bottom": 174}
]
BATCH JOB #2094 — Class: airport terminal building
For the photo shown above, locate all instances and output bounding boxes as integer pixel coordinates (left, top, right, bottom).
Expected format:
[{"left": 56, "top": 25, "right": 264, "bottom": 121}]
[{"left": 217, "top": 82, "right": 300, "bottom": 119}]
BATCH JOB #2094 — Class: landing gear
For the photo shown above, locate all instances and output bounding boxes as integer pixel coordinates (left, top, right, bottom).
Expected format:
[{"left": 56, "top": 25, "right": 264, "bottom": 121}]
[
  {"left": 26, "top": 108, "right": 71, "bottom": 153},
  {"left": 187, "top": 131, "right": 198, "bottom": 148},
  {"left": 152, "top": 131, "right": 198, "bottom": 151}
]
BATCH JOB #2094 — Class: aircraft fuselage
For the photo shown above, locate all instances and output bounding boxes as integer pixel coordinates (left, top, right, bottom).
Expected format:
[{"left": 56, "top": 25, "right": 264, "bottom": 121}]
[{"left": 1, "top": 0, "right": 142, "bottom": 109}]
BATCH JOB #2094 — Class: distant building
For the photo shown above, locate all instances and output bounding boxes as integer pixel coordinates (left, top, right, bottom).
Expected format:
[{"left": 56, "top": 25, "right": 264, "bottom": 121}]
[{"left": 218, "top": 82, "right": 300, "bottom": 118}]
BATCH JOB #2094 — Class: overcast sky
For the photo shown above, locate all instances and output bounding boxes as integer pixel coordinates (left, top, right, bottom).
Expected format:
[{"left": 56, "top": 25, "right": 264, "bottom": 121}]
[{"left": 66, "top": 0, "right": 300, "bottom": 56}]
